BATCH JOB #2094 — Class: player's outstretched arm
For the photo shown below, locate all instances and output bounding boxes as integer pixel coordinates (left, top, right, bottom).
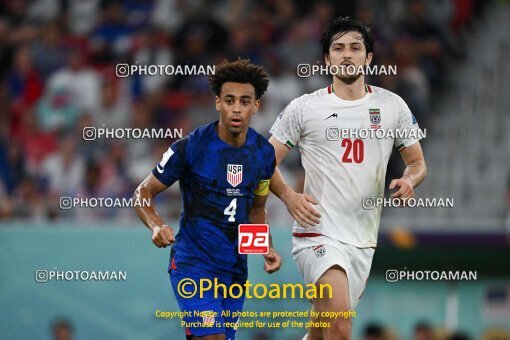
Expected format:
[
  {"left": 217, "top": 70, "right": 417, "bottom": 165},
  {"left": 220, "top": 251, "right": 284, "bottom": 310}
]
[
  {"left": 268, "top": 136, "right": 321, "bottom": 227},
  {"left": 250, "top": 193, "right": 281, "bottom": 274},
  {"left": 133, "top": 173, "right": 175, "bottom": 248},
  {"left": 389, "top": 142, "right": 427, "bottom": 201}
]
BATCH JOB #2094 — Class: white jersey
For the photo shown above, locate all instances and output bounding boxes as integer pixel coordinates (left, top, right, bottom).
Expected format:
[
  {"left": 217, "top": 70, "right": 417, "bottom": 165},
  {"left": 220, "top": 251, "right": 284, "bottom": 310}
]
[{"left": 270, "top": 84, "right": 423, "bottom": 248}]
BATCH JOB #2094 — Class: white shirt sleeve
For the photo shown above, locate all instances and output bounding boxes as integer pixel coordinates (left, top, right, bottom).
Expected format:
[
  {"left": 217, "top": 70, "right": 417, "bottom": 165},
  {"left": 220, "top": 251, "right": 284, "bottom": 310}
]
[
  {"left": 269, "top": 97, "right": 305, "bottom": 149},
  {"left": 394, "top": 95, "right": 423, "bottom": 151}
]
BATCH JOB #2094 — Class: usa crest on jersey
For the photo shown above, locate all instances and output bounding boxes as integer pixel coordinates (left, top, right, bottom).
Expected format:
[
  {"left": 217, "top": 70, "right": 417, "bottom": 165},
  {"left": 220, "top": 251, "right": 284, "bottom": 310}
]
[{"left": 227, "top": 164, "right": 243, "bottom": 187}]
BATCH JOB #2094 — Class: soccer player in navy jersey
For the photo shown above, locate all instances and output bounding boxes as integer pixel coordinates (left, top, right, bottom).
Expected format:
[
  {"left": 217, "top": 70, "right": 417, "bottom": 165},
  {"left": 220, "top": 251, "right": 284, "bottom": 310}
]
[{"left": 134, "top": 59, "right": 281, "bottom": 340}]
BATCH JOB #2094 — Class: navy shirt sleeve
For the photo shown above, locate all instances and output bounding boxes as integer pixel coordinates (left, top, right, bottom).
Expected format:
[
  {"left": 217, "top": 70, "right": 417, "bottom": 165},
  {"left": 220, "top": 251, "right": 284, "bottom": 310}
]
[
  {"left": 152, "top": 136, "right": 190, "bottom": 186},
  {"left": 262, "top": 143, "right": 276, "bottom": 180}
]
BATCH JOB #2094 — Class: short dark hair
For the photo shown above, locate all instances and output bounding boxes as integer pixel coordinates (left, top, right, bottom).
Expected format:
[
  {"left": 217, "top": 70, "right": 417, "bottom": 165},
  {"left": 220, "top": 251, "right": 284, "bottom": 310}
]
[
  {"left": 321, "top": 16, "right": 374, "bottom": 57},
  {"left": 209, "top": 59, "right": 269, "bottom": 99},
  {"left": 51, "top": 318, "right": 73, "bottom": 332},
  {"left": 414, "top": 320, "right": 432, "bottom": 332},
  {"left": 364, "top": 323, "right": 384, "bottom": 336}
]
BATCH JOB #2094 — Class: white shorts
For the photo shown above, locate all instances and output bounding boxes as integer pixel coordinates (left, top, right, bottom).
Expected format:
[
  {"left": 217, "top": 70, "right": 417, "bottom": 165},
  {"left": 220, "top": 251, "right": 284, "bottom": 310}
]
[{"left": 293, "top": 235, "right": 375, "bottom": 309}]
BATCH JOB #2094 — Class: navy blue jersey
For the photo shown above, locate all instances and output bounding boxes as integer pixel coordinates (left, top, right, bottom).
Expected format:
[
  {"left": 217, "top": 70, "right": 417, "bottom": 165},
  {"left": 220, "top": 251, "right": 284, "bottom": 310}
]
[{"left": 152, "top": 121, "right": 276, "bottom": 280}]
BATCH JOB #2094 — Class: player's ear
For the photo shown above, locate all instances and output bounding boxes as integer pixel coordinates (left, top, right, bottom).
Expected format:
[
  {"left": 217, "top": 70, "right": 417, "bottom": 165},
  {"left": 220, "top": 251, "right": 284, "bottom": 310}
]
[
  {"left": 365, "top": 52, "right": 373, "bottom": 66},
  {"left": 253, "top": 99, "right": 260, "bottom": 114},
  {"left": 215, "top": 96, "right": 221, "bottom": 111},
  {"left": 324, "top": 54, "right": 331, "bottom": 66}
]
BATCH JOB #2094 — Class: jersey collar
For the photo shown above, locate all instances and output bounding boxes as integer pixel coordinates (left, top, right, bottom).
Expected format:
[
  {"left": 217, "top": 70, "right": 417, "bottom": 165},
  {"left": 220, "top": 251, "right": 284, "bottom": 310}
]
[{"left": 328, "top": 83, "right": 372, "bottom": 94}]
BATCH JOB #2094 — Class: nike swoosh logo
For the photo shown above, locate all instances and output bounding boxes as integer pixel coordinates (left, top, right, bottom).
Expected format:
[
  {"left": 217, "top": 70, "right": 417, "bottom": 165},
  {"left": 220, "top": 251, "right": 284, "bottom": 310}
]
[
  {"left": 325, "top": 113, "right": 339, "bottom": 120},
  {"left": 156, "top": 164, "right": 164, "bottom": 173}
]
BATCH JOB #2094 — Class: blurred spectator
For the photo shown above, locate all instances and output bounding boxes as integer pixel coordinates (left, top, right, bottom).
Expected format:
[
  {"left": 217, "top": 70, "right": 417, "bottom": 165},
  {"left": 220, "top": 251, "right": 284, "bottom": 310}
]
[
  {"left": 92, "top": 76, "right": 132, "bottom": 128},
  {"left": 0, "top": 137, "right": 25, "bottom": 195},
  {"left": 280, "top": 20, "right": 320, "bottom": 67},
  {"left": 27, "top": 0, "right": 60, "bottom": 23},
  {"left": 0, "top": 18, "right": 13, "bottom": 79},
  {"left": 66, "top": 0, "right": 101, "bottom": 36},
  {"left": 97, "top": 142, "right": 131, "bottom": 197},
  {"left": 132, "top": 27, "right": 173, "bottom": 94},
  {"left": 250, "top": 330, "right": 270, "bottom": 340},
  {"left": 8, "top": 45, "right": 43, "bottom": 106},
  {"left": 448, "top": 332, "right": 471, "bottom": 340},
  {"left": 174, "top": 12, "right": 228, "bottom": 64},
  {"left": 505, "top": 170, "right": 510, "bottom": 233},
  {"left": 0, "top": 178, "right": 12, "bottom": 218},
  {"left": 90, "top": 1, "right": 133, "bottom": 59},
  {"left": 30, "top": 21, "right": 68, "bottom": 78},
  {"left": 150, "top": 0, "right": 191, "bottom": 32},
  {"left": 397, "top": 0, "right": 449, "bottom": 88},
  {"left": 10, "top": 175, "right": 48, "bottom": 221},
  {"left": 414, "top": 321, "right": 434, "bottom": 340},
  {"left": 482, "top": 328, "right": 510, "bottom": 340},
  {"left": 363, "top": 323, "right": 386, "bottom": 340},
  {"left": 41, "top": 134, "right": 84, "bottom": 196},
  {"left": 50, "top": 318, "right": 74, "bottom": 340},
  {"left": 45, "top": 48, "right": 101, "bottom": 112},
  {"left": 36, "top": 48, "right": 101, "bottom": 132},
  {"left": 16, "top": 107, "right": 58, "bottom": 174}
]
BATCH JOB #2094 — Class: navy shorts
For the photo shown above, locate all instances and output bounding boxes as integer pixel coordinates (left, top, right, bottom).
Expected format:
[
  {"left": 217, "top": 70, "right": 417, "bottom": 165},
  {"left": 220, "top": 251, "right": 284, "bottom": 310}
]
[{"left": 170, "top": 269, "right": 245, "bottom": 339}]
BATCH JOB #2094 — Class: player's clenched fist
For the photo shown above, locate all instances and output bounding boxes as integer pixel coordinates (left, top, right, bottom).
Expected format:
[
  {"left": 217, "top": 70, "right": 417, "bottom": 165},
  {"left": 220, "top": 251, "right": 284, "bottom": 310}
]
[
  {"left": 263, "top": 248, "right": 282, "bottom": 274},
  {"left": 151, "top": 225, "right": 175, "bottom": 248},
  {"left": 389, "top": 176, "right": 415, "bottom": 206}
]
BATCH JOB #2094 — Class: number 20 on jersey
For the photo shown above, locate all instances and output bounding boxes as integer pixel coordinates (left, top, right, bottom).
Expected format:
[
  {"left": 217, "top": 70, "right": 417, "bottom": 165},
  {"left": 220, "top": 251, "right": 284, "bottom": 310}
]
[{"left": 341, "top": 138, "right": 364, "bottom": 163}]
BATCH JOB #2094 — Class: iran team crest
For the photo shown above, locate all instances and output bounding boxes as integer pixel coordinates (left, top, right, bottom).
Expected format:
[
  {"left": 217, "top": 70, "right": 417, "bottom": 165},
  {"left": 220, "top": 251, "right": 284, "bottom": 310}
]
[
  {"left": 314, "top": 245, "right": 326, "bottom": 258},
  {"left": 369, "top": 108, "right": 381, "bottom": 124},
  {"left": 227, "top": 164, "right": 243, "bottom": 187}
]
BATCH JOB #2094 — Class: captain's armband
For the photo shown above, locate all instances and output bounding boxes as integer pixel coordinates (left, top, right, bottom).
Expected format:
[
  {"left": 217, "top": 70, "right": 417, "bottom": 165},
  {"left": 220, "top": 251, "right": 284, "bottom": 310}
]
[{"left": 254, "top": 179, "right": 270, "bottom": 196}]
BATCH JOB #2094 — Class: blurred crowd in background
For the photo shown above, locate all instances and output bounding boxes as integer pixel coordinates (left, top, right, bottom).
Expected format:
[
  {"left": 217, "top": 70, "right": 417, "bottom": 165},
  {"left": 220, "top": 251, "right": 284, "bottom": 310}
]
[{"left": 0, "top": 0, "right": 488, "bottom": 222}]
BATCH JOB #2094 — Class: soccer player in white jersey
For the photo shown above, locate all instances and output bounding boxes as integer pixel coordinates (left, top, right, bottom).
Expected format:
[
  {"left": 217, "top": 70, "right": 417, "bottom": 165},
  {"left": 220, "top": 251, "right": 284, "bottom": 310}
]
[{"left": 269, "top": 17, "right": 427, "bottom": 340}]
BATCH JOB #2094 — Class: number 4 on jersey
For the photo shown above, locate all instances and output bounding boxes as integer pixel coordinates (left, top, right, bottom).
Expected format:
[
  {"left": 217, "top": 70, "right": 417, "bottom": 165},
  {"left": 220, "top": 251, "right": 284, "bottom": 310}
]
[{"left": 224, "top": 198, "right": 237, "bottom": 222}]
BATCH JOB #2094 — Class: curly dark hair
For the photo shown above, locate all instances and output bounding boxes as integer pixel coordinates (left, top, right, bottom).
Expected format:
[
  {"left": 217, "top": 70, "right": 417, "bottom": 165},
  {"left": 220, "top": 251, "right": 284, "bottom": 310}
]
[
  {"left": 209, "top": 59, "right": 269, "bottom": 99},
  {"left": 321, "top": 16, "right": 374, "bottom": 57}
]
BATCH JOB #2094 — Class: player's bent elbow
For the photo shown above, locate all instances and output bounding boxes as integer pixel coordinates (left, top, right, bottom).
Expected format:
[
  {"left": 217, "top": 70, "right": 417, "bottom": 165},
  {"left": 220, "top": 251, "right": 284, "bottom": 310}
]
[
  {"left": 419, "top": 159, "right": 428, "bottom": 180},
  {"left": 133, "top": 183, "right": 151, "bottom": 209}
]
